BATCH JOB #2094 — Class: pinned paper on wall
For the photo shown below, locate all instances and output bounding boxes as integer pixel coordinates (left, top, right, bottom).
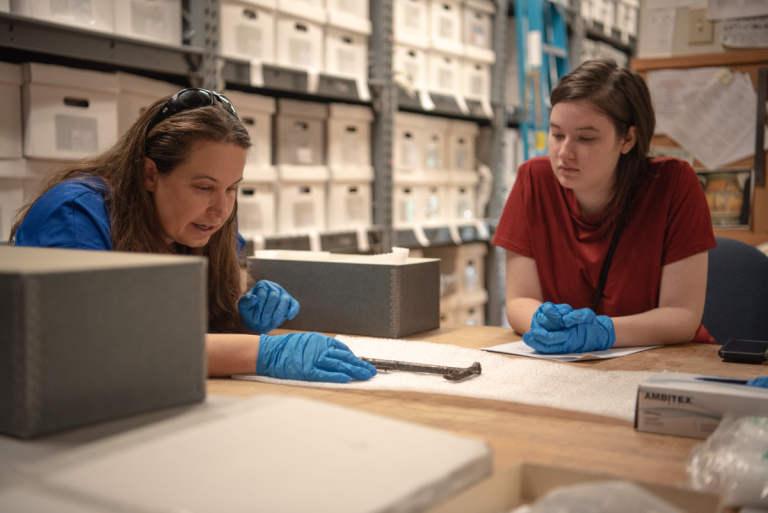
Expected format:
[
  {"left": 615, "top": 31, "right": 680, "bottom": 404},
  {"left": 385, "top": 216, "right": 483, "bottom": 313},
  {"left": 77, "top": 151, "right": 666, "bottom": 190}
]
[
  {"left": 665, "top": 70, "right": 768, "bottom": 168},
  {"left": 647, "top": 67, "right": 719, "bottom": 135},
  {"left": 637, "top": 7, "right": 677, "bottom": 57},
  {"left": 722, "top": 16, "right": 768, "bottom": 48}
]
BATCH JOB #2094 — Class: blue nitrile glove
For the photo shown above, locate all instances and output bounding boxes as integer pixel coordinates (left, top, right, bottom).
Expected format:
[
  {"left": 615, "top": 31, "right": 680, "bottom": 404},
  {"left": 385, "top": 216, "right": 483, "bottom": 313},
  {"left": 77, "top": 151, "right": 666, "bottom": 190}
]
[
  {"left": 523, "top": 302, "right": 616, "bottom": 354},
  {"left": 746, "top": 376, "right": 768, "bottom": 388},
  {"left": 256, "top": 332, "right": 378, "bottom": 383},
  {"left": 238, "top": 280, "right": 300, "bottom": 334}
]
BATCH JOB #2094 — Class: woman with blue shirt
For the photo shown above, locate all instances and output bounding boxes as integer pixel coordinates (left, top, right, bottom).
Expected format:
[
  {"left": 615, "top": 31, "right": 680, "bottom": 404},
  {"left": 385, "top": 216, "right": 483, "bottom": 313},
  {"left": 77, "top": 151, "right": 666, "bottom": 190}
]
[{"left": 11, "top": 88, "right": 376, "bottom": 384}]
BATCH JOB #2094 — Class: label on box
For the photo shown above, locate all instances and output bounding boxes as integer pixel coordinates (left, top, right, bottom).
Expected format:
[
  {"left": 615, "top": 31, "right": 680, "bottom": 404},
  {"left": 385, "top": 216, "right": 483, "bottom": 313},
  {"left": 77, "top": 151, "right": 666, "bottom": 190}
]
[
  {"left": 296, "top": 146, "right": 314, "bottom": 164},
  {"left": 635, "top": 371, "right": 768, "bottom": 439}
]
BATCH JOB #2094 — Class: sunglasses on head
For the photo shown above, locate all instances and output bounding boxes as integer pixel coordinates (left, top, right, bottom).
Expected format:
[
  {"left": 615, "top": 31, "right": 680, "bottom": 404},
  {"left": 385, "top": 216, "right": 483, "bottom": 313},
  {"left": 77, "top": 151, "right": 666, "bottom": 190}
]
[{"left": 145, "top": 88, "right": 239, "bottom": 136}]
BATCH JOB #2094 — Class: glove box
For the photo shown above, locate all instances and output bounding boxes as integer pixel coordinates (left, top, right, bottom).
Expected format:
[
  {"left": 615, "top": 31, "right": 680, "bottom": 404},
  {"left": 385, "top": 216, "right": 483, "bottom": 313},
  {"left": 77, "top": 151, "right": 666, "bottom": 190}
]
[
  {"left": 0, "top": 246, "right": 207, "bottom": 439},
  {"left": 248, "top": 252, "right": 440, "bottom": 338}
]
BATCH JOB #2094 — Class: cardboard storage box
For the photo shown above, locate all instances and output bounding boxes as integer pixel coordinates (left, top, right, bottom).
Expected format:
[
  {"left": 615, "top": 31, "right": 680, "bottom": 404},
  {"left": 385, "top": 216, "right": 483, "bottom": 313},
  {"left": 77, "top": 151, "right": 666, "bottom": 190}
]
[
  {"left": 635, "top": 370, "right": 768, "bottom": 439},
  {"left": 0, "top": 246, "right": 207, "bottom": 438},
  {"left": 426, "top": 462, "right": 720, "bottom": 513},
  {"left": 247, "top": 253, "right": 440, "bottom": 338}
]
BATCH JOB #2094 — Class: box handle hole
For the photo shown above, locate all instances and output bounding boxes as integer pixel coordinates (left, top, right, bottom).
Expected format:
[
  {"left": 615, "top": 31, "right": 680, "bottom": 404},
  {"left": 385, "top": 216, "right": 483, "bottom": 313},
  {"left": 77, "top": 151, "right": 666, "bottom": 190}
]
[{"left": 63, "top": 98, "right": 89, "bottom": 108}]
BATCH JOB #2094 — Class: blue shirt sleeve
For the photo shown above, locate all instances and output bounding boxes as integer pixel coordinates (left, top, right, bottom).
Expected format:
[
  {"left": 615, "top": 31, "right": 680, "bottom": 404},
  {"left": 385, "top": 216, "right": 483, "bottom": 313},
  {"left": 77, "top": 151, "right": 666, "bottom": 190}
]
[{"left": 15, "top": 180, "right": 113, "bottom": 250}]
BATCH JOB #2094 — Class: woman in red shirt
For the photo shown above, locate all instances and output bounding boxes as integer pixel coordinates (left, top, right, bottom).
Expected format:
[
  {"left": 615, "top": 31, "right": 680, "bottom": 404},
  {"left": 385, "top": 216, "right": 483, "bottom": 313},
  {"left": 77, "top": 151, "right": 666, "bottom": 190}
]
[{"left": 493, "top": 59, "right": 717, "bottom": 353}]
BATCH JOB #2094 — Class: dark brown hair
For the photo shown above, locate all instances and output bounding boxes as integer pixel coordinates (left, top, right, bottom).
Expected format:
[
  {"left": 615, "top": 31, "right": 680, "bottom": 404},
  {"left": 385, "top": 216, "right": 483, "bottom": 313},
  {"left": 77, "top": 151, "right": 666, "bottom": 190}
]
[
  {"left": 11, "top": 95, "right": 252, "bottom": 333},
  {"left": 550, "top": 58, "right": 656, "bottom": 217}
]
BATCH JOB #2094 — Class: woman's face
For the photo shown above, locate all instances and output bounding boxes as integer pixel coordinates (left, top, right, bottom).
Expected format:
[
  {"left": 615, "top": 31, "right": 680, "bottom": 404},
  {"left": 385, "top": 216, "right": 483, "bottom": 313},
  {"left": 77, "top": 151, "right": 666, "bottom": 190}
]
[
  {"left": 548, "top": 100, "right": 636, "bottom": 211},
  {"left": 143, "top": 140, "right": 246, "bottom": 248}
]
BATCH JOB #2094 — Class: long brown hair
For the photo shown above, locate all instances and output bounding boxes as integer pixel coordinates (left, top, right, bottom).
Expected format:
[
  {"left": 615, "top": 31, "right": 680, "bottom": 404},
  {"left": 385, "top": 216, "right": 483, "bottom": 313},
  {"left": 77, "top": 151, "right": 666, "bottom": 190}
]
[
  {"left": 550, "top": 58, "right": 656, "bottom": 217},
  {"left": 11, "top": 95, "right": 252, "bottom": 333}
]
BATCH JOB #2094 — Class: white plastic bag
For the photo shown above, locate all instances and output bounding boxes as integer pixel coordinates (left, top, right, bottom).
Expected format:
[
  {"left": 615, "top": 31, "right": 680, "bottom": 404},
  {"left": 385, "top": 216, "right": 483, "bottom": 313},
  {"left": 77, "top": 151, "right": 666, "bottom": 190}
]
[{"left": 687, "top": 415, "right": 768, "bottom": 508}]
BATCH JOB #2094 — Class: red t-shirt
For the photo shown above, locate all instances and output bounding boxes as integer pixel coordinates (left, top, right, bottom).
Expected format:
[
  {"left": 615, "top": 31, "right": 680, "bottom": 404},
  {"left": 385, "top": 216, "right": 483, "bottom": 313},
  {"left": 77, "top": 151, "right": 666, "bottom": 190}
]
[{"left": 493, "top": 156, "right": 717, "bottom": 343}]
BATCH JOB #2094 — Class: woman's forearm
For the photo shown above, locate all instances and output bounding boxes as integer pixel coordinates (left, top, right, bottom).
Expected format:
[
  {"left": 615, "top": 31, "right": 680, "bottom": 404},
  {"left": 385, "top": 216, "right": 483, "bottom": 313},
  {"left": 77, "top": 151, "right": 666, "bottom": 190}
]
[
  {"left": 612, "top": 307, "right": 701, "bottom": 347},
  {"left": 205, "top": 333, "right": 260, "bottom": 377},
  {"left": 506, "top": 297, "right": 543, "bottom": 335}
]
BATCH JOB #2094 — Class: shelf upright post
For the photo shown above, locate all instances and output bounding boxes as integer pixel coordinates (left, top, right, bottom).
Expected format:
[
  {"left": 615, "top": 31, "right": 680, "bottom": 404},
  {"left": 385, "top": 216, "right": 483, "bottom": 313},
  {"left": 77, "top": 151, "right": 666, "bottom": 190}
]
[
  {"left": 485, "top": 0, "right": 509, "bottom": 327},
  {"left": 370, "top": 0, "right": 396, "bottom": 253},
  {"left": 200, "top": 0, "right": 222, "bottom": 91}
]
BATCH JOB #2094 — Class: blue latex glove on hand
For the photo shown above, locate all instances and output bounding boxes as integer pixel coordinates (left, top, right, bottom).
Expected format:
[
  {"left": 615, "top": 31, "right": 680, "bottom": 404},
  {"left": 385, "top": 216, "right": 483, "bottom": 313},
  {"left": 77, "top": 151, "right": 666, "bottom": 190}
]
[
  {"left": 523, "top": 302, "right": 616, "bottom": 354},
  {"left": 257, "top": 332, "right": 378, "bottom": 383},
  {"left": 746, "top": 376, "right": 768, "bottom": 388},
  {"left": 238, "top": 280, "right": 300, "bottom": 334}
]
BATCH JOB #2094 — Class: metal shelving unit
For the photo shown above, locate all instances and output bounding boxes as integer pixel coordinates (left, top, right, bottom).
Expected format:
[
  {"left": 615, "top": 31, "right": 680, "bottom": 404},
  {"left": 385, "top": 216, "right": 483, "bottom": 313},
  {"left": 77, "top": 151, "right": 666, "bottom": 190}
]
[{"left": 0, "top": 0, "right": 511, "bottom": 325}]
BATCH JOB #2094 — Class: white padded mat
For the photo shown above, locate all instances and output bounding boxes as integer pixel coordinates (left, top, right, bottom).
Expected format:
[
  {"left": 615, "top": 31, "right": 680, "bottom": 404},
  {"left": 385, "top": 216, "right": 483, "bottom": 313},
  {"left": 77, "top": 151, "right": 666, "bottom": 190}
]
[{"left": 232, "top": 336, "right": 659, "bottom": 421}]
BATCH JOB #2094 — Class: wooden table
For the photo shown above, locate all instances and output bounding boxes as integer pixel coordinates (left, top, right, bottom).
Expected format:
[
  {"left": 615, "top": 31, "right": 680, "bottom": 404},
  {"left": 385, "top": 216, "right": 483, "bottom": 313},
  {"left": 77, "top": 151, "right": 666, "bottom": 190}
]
[{"left": 207, "top": 325, "right": 768, "bottom": 487}]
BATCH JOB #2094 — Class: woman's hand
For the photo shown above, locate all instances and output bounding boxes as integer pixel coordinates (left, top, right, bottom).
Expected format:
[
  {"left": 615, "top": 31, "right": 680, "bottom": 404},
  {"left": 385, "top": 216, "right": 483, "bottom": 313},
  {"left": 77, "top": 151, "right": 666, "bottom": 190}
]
[
  {"left": 523, "top": 302, "right": 616, "bottom": 354},
  {"left": 238, "top": 280, "right": 300, "bottom": 334},
  {"left": 257, "top": 332, "right": 377, "bottom": 383}
]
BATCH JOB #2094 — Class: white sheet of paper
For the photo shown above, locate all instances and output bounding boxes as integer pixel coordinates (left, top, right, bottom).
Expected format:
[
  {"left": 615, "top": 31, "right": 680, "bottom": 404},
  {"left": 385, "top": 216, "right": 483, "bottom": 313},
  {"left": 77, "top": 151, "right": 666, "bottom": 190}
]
[
  {"left": 638, "top": 7, "right": 678, "bottom": 58},
  {"left": 666, "top": 71, "right": 758, "bottom": 169},
  {"left": 647, "top": 68, "right": 718, "bottom": 134},
  {"left": 481, "top": 341, "right": 661, "bottom": 362},
  {"left": 707, "top": 0, "right": 768, "bottom": 20}
]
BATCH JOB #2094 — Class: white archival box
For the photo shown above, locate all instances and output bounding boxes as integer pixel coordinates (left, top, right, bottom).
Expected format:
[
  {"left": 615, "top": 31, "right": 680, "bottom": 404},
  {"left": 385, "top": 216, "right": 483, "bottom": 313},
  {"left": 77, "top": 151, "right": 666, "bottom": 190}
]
[
  {"left": 10, "top": 0, "right": 114, "bottom": 33},
  {"left": 327, "top": 103, "right": 373, "bottom": 167},
  {"left": 429, "top": 0, "right": 464, "bottom": 56},
  {"left": 448, "top": 119, "right": 478, "bottom": 172},
  {"left": 327, "top": 165, "right": 374, "bottom": 230},
  {"left": 325, "top": 0, "right": 371, "bottom": 35},
  {"left": 275, "top": 0, "right": 325, "bottom": 23},
  {"left": 113, "top": 0, "right": 182, "bottom": 45},
  {"left": 238, "top": 180, "right": 277, "bottom": 237},
  {"left": 393, "top": 168, "right": 451, "bottom": 227},
  {"left": 0, "top": 165, "right": 24, "bottom": 241},
  {"left": 0, "top": 394, "right": 491, "bottom": 512},
  {"left": 394, "top": 112, "right": 428, "bottom": 170},
  {"left": 324, "top": 26, "right": 368, "bottom": 83},
  {"left": 463, "top": 0, "right": 496, "bottom": 64},
  {"left": 462, "top": 58, "right": 492, "bottom": 110},
  {"left": 277, "top": 164, "right": 329, "bottom": 233},
  {"left": 427, "top": 49, "right": 463, "bottom": 99},
  {"left": 617, "top": 0, "right": 639, "bottom": 37},
  {"left": 394, "top": 44, "right": 429, "bottom": 94},
  {"left": 394, "top": 0, "right": 429, "bottom": 48},
  {"left": 223, "top": 90, "right": 275, "bottom": 179},
  {"left": 116, "top": 72, "right": 179, "bottom": 135},
  {"left": 422, "top": 115, "right": 450, "bottom": 171},
  {"left": 450, "top": 169, "right": 479, "bottom": 221},
  {"left": 274, "top": 99, "right": 327, "bottom": 166},
  {"left": 22, "top": 63, "right": 119, "bottom": 161},
  {"left": 602, "top": 0, "right": 617, "bottom": 35},
  {"left": 0, "top": 62, "right": 22, "bottom": 159},
  {"left": 274, "top": 14, "right": 325, "bottom": 73},
  {"left": 220, "top": 1, "right": 276, "bottom": 63}
]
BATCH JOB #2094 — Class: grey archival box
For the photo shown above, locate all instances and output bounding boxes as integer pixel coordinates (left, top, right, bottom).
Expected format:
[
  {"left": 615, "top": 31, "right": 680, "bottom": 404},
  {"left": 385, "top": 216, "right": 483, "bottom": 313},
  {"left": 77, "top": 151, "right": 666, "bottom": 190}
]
[
  {"left": 0, "top": 247, "right": 207, "bottom": 439},
  {"left": 247, "top": 256, "right": 440, "bottom": 338}
]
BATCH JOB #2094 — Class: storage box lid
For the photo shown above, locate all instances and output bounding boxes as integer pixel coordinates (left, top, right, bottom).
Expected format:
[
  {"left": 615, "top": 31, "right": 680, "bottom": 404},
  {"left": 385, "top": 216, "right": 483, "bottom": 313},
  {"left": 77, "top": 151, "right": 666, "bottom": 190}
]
[
  {"left": 224, "top": 90, "right": 276, "bottom": 115},
  {"left": 277, "top": 164, "right": 329, "bottom": 182},
  {"left": 328, "top": 103, "right": 373, "bottom": 122},
  {"left": 464, "top": 0, "right": 496, "bottom": 14},
  {"left": 23, "top": 63, "right": 119, "bottom": 93},
  {"left": 0, "top": 246, "right": 203, "bottom": 274},
  {"left": 451, "top": 170, "right": 479, "bottom": 185},
  {"left": 449, "top": 119, "right": 479, "bottom": 136},
  {"left": 278, "top": 99, "right": 328, "bottom": 119},
  {"left": 329, "top": 165, "right": 374, "bottom": 181},
  {"left": 115, "top": 72, "right": 180, "bottom": 98},
  {"left": 0, "top": 159, "right": 26, "bottom": 178},
  {"left": 238, "top": 0, "right": 277, "bottom": 8},
  {"left": 395, "top": 112, "right": 431, "bottom": 129},
  {"left": 0, "top": 62, "right": 22, "bottom": 86}
]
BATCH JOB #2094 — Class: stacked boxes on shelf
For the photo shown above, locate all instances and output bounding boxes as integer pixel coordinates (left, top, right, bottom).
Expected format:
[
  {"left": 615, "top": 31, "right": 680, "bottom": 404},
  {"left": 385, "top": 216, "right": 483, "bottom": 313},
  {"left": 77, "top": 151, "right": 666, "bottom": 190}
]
[
  {"left": 10, "top": 0, "right": 183, "bottom": 45},
  {"left": 423, "top": 242, "right": 488, "bottom": 325},
  {"left": 326, "top": 104, "right": 374, "bottom": 233},
  {"left": 225, "top": 90, "right": 277, "bottom": 240},
  {"left": 116, "top": 72, "right": 179, "bottom": 135},
  {"left": 220, "top": 0, "right": 370, "bottom": 99},
  {"left": 581, "top": 0, "right": 638, "bottom": 44},
  {"left": 274, "top": 99, "right": 329, "bottom": 235},
  {"left": 393, "top": 0, "right": 495, "bottom": 116},
  {"left": 393, "top": 112, "right": 482, "bottom": 232}
]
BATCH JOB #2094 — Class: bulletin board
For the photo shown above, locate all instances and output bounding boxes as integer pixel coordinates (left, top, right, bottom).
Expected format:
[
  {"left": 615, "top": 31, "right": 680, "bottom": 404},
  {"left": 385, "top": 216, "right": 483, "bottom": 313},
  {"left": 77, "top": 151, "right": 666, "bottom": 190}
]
[{"left": 632, "top": 49, "right": 768, "bottom": 246}]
